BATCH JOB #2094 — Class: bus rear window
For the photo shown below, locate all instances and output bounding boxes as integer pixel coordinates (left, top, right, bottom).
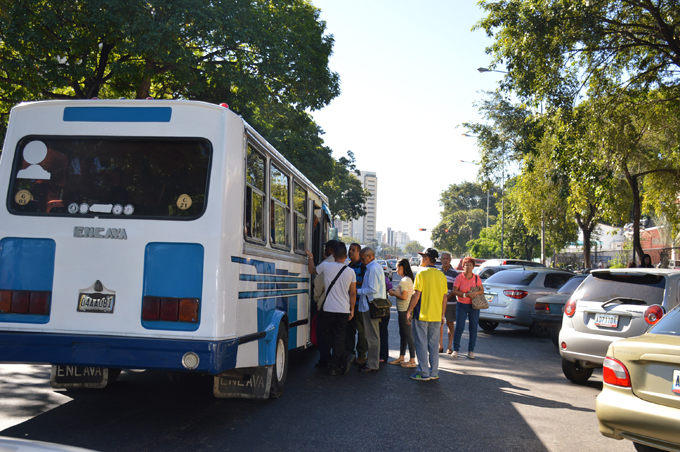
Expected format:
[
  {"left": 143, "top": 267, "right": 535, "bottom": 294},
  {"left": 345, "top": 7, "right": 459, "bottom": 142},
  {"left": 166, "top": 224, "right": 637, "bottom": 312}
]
[{"left": 8, "top": 137, "right": 211, "bottom": 219}]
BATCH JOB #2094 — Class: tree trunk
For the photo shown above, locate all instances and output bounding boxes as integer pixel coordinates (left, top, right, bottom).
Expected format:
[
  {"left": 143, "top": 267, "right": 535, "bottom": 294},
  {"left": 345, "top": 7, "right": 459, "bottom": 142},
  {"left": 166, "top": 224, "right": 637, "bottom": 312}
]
[
  {"left": 623, "top": 169, "right": 644, "bottom": 264},
  {"left": 575, "top": 202, "right": 597, "bottom": 269}
]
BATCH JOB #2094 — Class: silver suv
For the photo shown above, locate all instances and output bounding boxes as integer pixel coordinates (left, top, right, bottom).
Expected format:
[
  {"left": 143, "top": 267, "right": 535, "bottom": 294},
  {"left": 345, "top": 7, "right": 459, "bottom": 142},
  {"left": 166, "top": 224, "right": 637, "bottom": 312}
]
[{"left": 559, "top": 268, "right": 680, "bottom": 383}]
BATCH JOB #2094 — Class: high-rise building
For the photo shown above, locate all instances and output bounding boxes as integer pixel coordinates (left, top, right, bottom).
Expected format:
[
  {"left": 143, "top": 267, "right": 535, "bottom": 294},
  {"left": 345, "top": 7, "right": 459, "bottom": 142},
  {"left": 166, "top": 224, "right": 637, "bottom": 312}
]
[{"left": 336, "top": 171, "right": 377, "bottom": 244}]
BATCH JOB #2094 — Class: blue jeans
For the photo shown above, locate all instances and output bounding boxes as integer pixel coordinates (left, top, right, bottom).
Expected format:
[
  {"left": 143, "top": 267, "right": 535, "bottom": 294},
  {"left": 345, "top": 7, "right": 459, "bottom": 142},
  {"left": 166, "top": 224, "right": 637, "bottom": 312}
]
[
  {"left": 453, "top": 303, "right": 480, "bottom": 353},
  {"left": 412, "top": 319, "right": 440, "bottom": 378}
]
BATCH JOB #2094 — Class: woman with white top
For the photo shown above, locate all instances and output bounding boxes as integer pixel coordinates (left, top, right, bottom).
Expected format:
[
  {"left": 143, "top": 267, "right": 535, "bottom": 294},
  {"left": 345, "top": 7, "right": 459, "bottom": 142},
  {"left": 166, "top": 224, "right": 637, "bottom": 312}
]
[{"left": 388, "top": 259, "right": 416, "bottom": 368}]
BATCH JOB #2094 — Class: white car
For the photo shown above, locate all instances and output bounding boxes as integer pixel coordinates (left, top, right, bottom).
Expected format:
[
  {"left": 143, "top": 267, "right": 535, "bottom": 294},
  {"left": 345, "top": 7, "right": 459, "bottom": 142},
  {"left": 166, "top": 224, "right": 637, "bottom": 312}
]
[
  {"left": 559, "top": 268, "right": 680, "bottom": 384},
  {"left": 376, "top": 260, "right": 393, "bottom": 279}
]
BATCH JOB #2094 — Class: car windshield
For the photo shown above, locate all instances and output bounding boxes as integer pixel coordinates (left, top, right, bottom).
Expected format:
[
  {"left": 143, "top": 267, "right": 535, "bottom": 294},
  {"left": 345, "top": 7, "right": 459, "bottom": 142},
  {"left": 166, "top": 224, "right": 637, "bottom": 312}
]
[
  {"left": 556, "top": 276, "right": 587, "bottom": 294},
  {"left": 484, "top": 270, "right": 538, "bottom": 286},
  {"left": 649, "top": 305, "right": 680, "bottom": 336},
  {"left": 8, "top": 136, "right": 211, "bottom": 219},
  {"left": 570, "top": 272, "right": 666, "bottom": 305}
]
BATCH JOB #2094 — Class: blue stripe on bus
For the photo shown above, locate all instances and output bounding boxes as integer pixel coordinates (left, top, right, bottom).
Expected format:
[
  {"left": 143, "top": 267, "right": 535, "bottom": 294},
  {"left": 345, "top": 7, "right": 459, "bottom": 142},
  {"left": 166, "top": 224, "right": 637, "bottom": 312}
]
[
  {"left": 231, "top": 256, "right": 275, "bottom": 274},
  {"left": 0, "top": 238, "right": 56, "bottom": 292},
  {"left": 63, "top": 107, "right": 172, "bottom": 122},
  {"left": 0, "top": 332, "right": 238, "bottom": 375},
  {"left": 240, "top": 274, "right": 308, "bottom": 283},
  {"left": 238, "top": 289, "right": 308, "bottom": 299}
]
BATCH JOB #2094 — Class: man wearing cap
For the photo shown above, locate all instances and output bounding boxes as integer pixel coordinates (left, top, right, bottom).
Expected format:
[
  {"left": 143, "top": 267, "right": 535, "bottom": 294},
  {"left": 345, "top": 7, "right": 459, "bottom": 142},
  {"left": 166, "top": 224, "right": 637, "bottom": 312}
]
[
  {"left": 406, "top": 248, "right": 448, "bottom": 381},
  {"left": 439, "top": 252, "right": 459, "bottom": 354}
]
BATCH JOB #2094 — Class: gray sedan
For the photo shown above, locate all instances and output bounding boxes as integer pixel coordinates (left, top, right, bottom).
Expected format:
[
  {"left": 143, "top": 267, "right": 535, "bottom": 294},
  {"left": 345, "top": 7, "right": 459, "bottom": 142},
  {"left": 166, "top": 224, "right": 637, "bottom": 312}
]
[{"left": 479, "top": 268, "right": 575, "bottom": 336}]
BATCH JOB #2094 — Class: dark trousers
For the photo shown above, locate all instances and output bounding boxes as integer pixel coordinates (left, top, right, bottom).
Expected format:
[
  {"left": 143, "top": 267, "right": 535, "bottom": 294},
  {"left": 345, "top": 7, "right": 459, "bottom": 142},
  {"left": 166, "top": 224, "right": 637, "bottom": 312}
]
[
  {"left": 379, "top": 310, "right": 390, "bottom": 361},
  {"left": 398, "top": 310, "right": 416, "bottom": 359},
  {"left": 345, "top": 314, "right": 368, "bottom": 358},
  {"left": 318, "top": 311, "right": 349, "bottom": 370}
]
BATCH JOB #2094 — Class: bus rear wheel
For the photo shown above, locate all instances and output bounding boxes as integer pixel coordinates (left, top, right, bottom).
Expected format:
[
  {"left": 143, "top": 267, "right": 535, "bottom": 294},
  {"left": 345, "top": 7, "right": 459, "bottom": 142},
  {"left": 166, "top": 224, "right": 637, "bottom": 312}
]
[{"left": 270, "top": 325, "right": 288, "bottom": 399}]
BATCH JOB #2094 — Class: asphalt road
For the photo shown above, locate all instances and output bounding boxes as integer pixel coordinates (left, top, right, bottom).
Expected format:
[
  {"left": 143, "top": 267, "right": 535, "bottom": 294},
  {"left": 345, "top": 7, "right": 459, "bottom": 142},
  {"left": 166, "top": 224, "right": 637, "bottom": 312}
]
[{"left": 0, "top": 269, "right": 635, "bottom": 452}]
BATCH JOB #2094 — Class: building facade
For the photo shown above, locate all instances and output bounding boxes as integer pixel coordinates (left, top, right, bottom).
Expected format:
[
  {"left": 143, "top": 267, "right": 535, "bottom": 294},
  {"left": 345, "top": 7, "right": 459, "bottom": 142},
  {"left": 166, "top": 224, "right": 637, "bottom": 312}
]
[{"left": 337, "top": 171, "right": 377, "bottom": 243}]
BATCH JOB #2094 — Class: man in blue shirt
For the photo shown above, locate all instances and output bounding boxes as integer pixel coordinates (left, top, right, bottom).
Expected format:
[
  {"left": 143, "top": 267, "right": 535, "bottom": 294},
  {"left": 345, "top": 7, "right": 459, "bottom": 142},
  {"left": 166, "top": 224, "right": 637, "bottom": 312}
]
[
  {"left": 356, "top": 247, "right": 386, "bottom": 372},
  {"left": 346, "top": 243, "right": 367, "bottom": 366}
]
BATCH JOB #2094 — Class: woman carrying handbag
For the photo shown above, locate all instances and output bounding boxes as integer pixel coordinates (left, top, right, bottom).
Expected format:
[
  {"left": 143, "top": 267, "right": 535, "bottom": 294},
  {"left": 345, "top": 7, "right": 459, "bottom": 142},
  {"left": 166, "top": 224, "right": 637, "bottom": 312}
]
[{"left": 450, "top": 256, "right": 485, "bottom": 359}]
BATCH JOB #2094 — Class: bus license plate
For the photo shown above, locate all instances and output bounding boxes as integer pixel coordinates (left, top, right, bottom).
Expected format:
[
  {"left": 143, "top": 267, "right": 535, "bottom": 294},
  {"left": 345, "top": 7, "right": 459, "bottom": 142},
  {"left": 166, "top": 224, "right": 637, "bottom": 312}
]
[
  {"left": 594, "top": 313, "right": 618, "bottom": 328},
  {"left": 78, "top": 293, "right": 115, "bottom": 313}
]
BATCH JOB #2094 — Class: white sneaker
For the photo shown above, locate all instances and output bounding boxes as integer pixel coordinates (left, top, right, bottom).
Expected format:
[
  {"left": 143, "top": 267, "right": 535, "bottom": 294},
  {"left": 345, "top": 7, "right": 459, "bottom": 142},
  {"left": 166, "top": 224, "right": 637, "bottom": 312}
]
[
  {"left": 452, "top": 351, "right": 459, "bottom": 359},
  {"left": 467, "top": 352, "right": 475, "bottom": 359}
]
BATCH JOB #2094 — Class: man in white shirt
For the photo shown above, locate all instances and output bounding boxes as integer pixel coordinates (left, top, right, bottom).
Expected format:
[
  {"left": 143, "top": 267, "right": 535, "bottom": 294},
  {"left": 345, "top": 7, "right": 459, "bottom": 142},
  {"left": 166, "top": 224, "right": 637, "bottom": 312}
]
[
  {"left": 307, "top": 242, "right": 356, "bottom": 375},
  {"left": 312, "top": 240, "right": 341, "bottom": 310},
  {"left": 355, "top": 247, "right": 386, "bottom": 372}
]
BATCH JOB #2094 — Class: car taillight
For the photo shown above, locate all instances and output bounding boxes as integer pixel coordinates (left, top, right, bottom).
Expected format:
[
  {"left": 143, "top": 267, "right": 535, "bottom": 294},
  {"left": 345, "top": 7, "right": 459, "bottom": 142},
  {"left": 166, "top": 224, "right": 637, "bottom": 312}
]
[
  {"left": 564, "top": 299, "right": 577, "bottom": 317},
  {"left": 535, "top": 302, "right": 549, "bottom": 312},
  {"left": 504, "top": 290, "right": 528, "bottom": 299},
  {"left": 644, "top": 305, "right": 665, "bottom": 325},
  {"left": 603, "top": 357, "right": 631, "bottom": 387},
  {"left": 0, "top": 290, "right": 51, "bottom": 315},
  {"left": 142, "top": 296, "right": 199, "bottom": 323}
]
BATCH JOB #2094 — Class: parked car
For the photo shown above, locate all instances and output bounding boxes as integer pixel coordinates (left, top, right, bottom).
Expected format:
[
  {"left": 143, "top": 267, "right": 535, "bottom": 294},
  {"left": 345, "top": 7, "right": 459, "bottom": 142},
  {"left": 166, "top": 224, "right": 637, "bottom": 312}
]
[
  {"left": 386, "top": 259, "right": 398, "bottom": 271},
  {"left": 410, "top": 257, "right": 419, "bottom": 267},
  {"left": 559, "top": 268, "right": 680, "bottom": 384},
  {"left": 532, "top": 274, "right": 589, "bottom": 346},
  {"left": 377, "top": 259, "right": 393, "bottom": 279},
  {"left": 455, "top": 258, "right": 486, "bottom": 271},
  {"left": 479, "top": 259, "right": 546, "bottom": 269},
  {"left": 434, "top": 259, "right": 442, "bottom": 270},
  {"left": 473, "top": 264, "right": 522, "bottom": 282},
  {"left": 596, "top": 304, "right": 680, "bottom": 452},
  {"left": 479, "top": 268, "right": 575, "bottom": 336}
]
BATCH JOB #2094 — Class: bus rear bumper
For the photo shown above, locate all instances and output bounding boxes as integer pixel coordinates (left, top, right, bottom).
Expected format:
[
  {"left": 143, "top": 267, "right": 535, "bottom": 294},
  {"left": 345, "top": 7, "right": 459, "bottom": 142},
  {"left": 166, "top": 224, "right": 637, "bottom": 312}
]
[{"left": 0, "top": 331, "right": 238, "bottom": 375}]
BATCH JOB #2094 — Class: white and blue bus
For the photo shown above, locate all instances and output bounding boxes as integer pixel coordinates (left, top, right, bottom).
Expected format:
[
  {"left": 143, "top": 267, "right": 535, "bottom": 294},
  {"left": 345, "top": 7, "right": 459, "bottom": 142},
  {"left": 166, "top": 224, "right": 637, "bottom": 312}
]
[{"left": 0, "top": 100, "right": 334, "bottom": 398}]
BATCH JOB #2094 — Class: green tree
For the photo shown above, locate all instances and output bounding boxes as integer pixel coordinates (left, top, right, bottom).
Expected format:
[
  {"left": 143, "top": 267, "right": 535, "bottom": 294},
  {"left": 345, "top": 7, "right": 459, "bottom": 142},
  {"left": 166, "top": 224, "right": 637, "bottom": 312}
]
[
  {"left": 477, "top": 0, "right": 680, "bottom": 102},
  {"left": 403, "top": 241, "right": 422, "bottom": 256},
  {"left": 320, "top": 151, "right": 370, "bottom": 222},
  {"left": 467, "top": 226, "right": 501, "bottom": 259},
  {"left": 339, "top": 236, "right": 360, "bottom": 246}
]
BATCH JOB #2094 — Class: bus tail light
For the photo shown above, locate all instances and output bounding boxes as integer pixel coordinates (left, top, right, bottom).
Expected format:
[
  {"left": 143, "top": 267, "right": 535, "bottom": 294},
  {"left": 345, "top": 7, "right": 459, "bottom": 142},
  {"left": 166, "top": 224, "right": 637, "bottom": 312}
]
[
  {"left": 143, "top": 296, "right": 199, "bottom": 323},
  {"left": 179, "top": 299, "right": 199, "bottom": 322},
  {"left": 0, "top": 290, "right": 51, "bottom": 315}
]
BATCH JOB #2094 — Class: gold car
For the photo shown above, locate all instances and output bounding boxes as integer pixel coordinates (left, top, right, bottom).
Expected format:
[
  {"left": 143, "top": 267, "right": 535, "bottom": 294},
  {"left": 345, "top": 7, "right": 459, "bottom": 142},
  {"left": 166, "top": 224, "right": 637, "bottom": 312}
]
[{"left": 596, "top": 305, "right": 680, "bottom": 452}]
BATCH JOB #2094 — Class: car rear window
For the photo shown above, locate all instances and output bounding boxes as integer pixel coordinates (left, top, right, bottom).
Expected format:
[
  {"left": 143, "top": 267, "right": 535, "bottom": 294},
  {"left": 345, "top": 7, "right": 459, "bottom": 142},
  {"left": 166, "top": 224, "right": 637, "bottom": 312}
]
[
  {"left": 571, "top": 272, "right": 666, "bottom": 305},
  {"left": 484, "top": 271, "right": 537, "bottom": 286},
  {"left": 650, "top": 305, "right": 680, "bottom": 336},
  {"left": 556, "top": 276, "right": 587, "bottom": 294}
]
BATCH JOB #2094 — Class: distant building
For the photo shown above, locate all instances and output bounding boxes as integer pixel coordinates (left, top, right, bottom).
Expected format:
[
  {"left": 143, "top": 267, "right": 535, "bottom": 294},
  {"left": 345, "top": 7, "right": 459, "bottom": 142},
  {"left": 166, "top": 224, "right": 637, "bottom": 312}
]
[{"left": 337, "top": 171, "right": 377, "bottom": 243}]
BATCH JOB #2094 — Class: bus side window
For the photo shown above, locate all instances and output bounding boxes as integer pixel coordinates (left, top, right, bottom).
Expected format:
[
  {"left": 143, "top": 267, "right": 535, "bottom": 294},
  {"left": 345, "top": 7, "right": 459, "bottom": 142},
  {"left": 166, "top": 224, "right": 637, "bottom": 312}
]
[
  {"left": 245, "top": 145, "right": 266, "bottom": 242},
  {"left": 270, "top": 163, "right": 290, "bottom": 249},
  {"left": 293, "top": 182, "right": 307, "bottom": 253}
]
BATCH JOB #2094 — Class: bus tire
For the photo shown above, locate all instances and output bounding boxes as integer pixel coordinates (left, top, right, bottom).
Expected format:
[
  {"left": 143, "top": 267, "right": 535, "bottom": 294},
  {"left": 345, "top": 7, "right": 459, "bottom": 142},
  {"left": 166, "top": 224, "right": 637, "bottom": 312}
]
[{"left": 270, "top": 325, "right": 288, "bottom": 399}]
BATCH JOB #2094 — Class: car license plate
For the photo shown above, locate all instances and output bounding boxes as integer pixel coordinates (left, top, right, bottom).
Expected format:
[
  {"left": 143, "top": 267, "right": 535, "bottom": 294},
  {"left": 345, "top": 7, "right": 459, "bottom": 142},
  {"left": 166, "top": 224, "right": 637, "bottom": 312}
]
[
  {"left": 485, "top": 294, "right": 494, "bottom": 302},
  {"left": 78, "top": 293, "right": 115, "bottom": 313},
  {"left": 673, "top": 370, "right": 680, "bottom": 394},
  {"left": 594, "top": 313, "right": 618, "bottom": 328}
]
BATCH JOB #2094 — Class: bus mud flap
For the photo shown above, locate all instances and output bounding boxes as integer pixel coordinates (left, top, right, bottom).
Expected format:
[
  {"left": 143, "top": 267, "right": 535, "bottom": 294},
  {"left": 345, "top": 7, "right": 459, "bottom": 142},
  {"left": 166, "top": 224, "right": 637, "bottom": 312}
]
[{"left": 213, "top": 365, "right": 272, "bottom": 399}]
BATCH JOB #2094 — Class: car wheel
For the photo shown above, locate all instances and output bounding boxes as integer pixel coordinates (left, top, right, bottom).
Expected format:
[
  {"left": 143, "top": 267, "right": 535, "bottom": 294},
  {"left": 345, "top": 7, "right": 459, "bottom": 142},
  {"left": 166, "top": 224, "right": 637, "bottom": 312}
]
[
  {"left": 270, "top": 324, "right": 289, "bottom": 399},
  {"left": 478, "top": 320, "right": 499, "bottom": 331},
  {"left": 529, "top": 321, "right": 550, "bottom": 338},
  {"left": 561, "top": 357, "right": 594, "bottom": 384},
  {"left": 549, "top": 327, "right": 559, "bottom": 347},
  {"left": 634, "top": 442, "right": 666, "bottom": 452}
]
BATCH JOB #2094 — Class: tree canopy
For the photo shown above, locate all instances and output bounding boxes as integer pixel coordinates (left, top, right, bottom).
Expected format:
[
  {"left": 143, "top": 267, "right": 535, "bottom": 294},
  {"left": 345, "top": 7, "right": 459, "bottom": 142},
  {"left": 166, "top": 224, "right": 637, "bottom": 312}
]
[{"left": 0, "top": 0, "right": 369, "bottom": 220}]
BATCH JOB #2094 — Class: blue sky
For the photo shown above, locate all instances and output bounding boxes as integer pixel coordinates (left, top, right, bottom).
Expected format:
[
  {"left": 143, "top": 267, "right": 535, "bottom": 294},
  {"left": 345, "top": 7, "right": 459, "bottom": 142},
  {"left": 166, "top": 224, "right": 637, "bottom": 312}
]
[{"left": 310, "top": 0, "right": 504, "bottom": 247}]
